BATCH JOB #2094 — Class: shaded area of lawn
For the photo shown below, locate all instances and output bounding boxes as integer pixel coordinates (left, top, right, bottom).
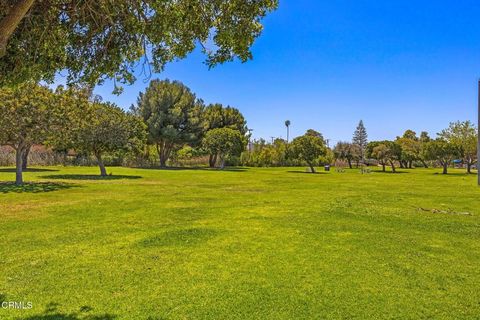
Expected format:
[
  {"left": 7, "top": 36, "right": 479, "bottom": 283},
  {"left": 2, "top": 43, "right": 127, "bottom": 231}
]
[
  {"left": 286, "top": 170, "right": 328, "bottom": 174},
  {"left": 0, "top": 182, "right": 76, "bottom": 194},
  {"left": 0, "top": 168, "right": 59, "bottom": 173},
  {"left": 139, "top": 166, "right": 249, "bottom": 172},
  {"left": 40, "top": 174, "right": 142, "bottom": 181},
  {"left": 19, "top": 304, "right": 116, "bottom": 320}
]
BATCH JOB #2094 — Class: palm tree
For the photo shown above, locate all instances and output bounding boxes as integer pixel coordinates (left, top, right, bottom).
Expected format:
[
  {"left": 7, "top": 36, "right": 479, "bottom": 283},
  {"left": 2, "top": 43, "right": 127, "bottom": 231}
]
[{"left": 285, "top": 120, "right": 291, "bottom": 143}]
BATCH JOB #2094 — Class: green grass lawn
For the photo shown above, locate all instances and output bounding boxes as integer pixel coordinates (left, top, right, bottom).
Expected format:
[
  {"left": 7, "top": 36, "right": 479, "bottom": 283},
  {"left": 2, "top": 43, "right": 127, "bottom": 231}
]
[{"left": 0, "top": 166, "right": 479, "bottom": 319}]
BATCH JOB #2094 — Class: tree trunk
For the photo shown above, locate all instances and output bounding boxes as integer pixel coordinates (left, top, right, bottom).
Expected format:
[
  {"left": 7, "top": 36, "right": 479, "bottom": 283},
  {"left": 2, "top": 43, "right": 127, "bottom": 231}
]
[
  {"left": 156, "top": 142, "right": 168, "bottom": 167},
  {"left": 219, "top": 155, "right": 225, "bottom": 169},
  {"left": 442, "top": 162, "right": 448, "bottom": 174},
  {"left": 382, "top": 163, "right": 386, "bottom": 172},
  {"left": 22, "top": 145, "right": 31, "bottom": 170},
  {"left": 0, "top": 0, "right": 36, "bottom": 58},
  {"left": 390, "top": 160, "right": 396, "bottom": 173},
  {"left": 209, "top": 153, "right": 217, "bottom": 168},
  {"left": 15, "top": 147, "right": 24, "bottom": 185},
  {"left": 399, "top": 161, "right": 405, "bottom": 168},
  {"left": 308, "top": 163, "right": 316, "bottom": 173},
  {"left": 467, "top": 162, "right": 472, "bottom": 174},
  {"left": 347, "top": 159, "right": 352, "bottom": 169},
  {"left": 96, "top": 153, "right": 107, "bottom": 176},
  {"left": 421, "top": 160, "right": 428, "bottom": 168},
  {"left": 408, "top": 161, "right": 413, "bottom": 169},
  {"left": 159, "top": 153, "right": 167, "bottom": 167},
  {"left": 156, "top": 141, "right": 173, "bottom": 167}
]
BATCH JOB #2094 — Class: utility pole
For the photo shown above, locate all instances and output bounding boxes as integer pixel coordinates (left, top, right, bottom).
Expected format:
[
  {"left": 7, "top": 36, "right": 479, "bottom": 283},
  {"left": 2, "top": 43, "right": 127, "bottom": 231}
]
[{"left": 478, "top": 80, "right": 480, "bottom": 185}]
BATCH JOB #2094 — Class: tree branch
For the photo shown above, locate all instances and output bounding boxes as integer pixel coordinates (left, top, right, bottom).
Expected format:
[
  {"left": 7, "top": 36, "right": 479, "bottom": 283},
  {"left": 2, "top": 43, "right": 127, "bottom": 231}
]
[{"left": 0, "top": 0, "right": 36, "bottom": 58}]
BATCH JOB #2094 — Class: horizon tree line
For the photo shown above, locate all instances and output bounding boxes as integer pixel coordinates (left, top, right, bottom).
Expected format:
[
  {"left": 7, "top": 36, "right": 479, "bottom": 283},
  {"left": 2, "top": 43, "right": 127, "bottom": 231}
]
[{"left": 0, "top": 82, "right": 477, "bottom": 184}]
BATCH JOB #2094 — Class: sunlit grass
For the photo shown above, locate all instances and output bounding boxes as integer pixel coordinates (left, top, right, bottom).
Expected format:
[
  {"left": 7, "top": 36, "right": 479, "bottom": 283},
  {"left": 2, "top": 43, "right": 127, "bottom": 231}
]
[{"left": 0, "top": 166, "right": 479, "bottom": 319}]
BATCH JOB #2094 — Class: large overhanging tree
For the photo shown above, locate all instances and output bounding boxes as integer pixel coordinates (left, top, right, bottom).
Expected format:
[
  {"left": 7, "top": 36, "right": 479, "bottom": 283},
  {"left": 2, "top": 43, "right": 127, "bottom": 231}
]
[{"left": 0, "top": 0, "right": 278, "bottom": 88}]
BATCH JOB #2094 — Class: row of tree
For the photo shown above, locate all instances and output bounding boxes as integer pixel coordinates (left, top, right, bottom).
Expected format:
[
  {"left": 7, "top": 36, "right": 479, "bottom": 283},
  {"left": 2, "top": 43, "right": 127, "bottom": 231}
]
[
  {"left": 242, "top": 120, "right": 478, "bottom": 175},
  {"left": 0, "top": 80, "right": 250, "bottom": 184},
  {"left": 340, "top": 122, "right": 477, "bottom": 175}
]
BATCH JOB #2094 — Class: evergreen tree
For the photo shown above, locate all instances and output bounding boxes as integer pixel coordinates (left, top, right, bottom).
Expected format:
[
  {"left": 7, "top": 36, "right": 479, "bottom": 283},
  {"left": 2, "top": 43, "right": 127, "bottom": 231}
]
[{"left": 352, "top": 120, "right": 368, "bottom": 161}]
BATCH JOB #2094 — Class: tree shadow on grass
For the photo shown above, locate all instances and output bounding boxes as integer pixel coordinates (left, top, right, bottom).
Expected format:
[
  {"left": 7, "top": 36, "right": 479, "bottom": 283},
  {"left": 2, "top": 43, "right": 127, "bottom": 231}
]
[
  {"left": 433, "top": 172, "right": 472, "bottom": 176},
  {"left": 0, "top": 182, "right": 77, "bottom": 194},
  {"left": 139, "top": 166, "right": 249, "bottom": 172},
  {"left": 0, "top": 168, "right": 59, "bottom": 173},
  {"left": 16, "top": 302, "right": 116, "bottom": 320},
  {"left": 370, "top": 170, "right": 409, "bottom": 174},
  {"left": 287, "top": 170, "right": 328, "bottom": 175},
  {"left": 41, "top": 174, "right": 142, "bottom": 181}
]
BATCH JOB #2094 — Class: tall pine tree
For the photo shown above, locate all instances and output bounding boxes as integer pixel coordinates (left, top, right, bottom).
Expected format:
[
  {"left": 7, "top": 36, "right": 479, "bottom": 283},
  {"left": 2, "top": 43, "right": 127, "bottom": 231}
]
[{"left": 353, "top": 120, "right": 368, "bottom": 162}]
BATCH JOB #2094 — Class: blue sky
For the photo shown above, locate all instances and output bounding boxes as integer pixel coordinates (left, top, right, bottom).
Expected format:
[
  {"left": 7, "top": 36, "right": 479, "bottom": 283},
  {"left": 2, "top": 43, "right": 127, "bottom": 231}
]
[{"left": 92, "top": 0, "right": 480, "bottom": 145}]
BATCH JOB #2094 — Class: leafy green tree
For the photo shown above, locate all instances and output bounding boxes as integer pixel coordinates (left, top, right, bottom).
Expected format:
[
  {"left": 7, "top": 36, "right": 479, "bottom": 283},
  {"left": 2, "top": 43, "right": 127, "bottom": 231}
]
[
  {"left": 202, "top": 103, "right": 248, "bottom": 167},
  {"left": 133, "top": 79, "right": 203, "bottom": 167},
  {"left": 418, "top": 131, "right": 432, "bottom": 168},
  {"left": 353, "top": 120, "right": 368, "bottom": 161},
  {"left": 420, "top": 131, "right": 431, "bottom": 143},
  {"left": 0, "top": 1, "right": 278, "bottom": 89},
  {"left": 423, "top": 139, "right": 462, "bottom": 174},
  {"left": 47, "top": 85, "right": 96, "bottom": 152},
  {"left": 333, "top": 141, "right": 361, "bottom": 169},
  {"left": 290, "top": 132, "right": 327, "bottom": 173},
  {"left": 367, "top": 141, "right": 402, "bottom": 172},
  {"left": 370, "top": 144, "right": 390, "bottom": 172},
  {"left": 202, "top": 128, "right": 245, "bottom": 169},
  {"left": 439, "top": 121, "right": 478, "bottom": 173},
  {"left": 305, "top": 129, "right": 325, "bottom": 141},
  {"left": 402, "top": 129, "right": 417, "bottom": 140},
  {"left": 319, "top": 148, "right": 335, "bottom": 166},
  {"left": 0, "top": 83, "right": 59, "bottom": 184},
  {"left": 396, "top": 130, "right": 421, "bottom": 169},
  {"left": 241, "top": 138, "right": 292, "bottom": 167},
  {"left": 73, "top": 102, "right": 146, "bottom": 176}
]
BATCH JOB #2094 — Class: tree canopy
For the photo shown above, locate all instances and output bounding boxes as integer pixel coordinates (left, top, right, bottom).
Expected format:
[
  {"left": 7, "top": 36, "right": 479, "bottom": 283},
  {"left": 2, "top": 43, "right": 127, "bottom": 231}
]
[
  {"left": 367, "top": 141, "right": 402, "bottom": 173},
  {"left": 0, "top": 0, "right": 278, "bottom": 89},
  {"left": 439, "top": 121, "right": 477, "bottom": 173},
  {"left": 395, "top": 130, "right": 421, "bottom": 169},
  {"left": 133, "top": 79, "right": 203, "bottom": 167},
  {"left": 423, "top": 139, "right": 461, "bottom": 174},
  {"left": 290, "top": 132, "right": 327, "bottom": 173},
  {"left": 73, "top": 102, "right": 146, "bottom": 176},
  {"left": 202, "top": 103, "right": 248, "bottom": 167},
  {"left": 333, "top": 141, "right": 361, "bottom": 169},
  {"left": 202, "top": 128, "right": 245, "bottom": 169},
  {"left": 0, "top": 83, "right": 61, "bottom": 184},
  {"left": 352, "top": 120, "right": 368, "bottom": 160}
]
